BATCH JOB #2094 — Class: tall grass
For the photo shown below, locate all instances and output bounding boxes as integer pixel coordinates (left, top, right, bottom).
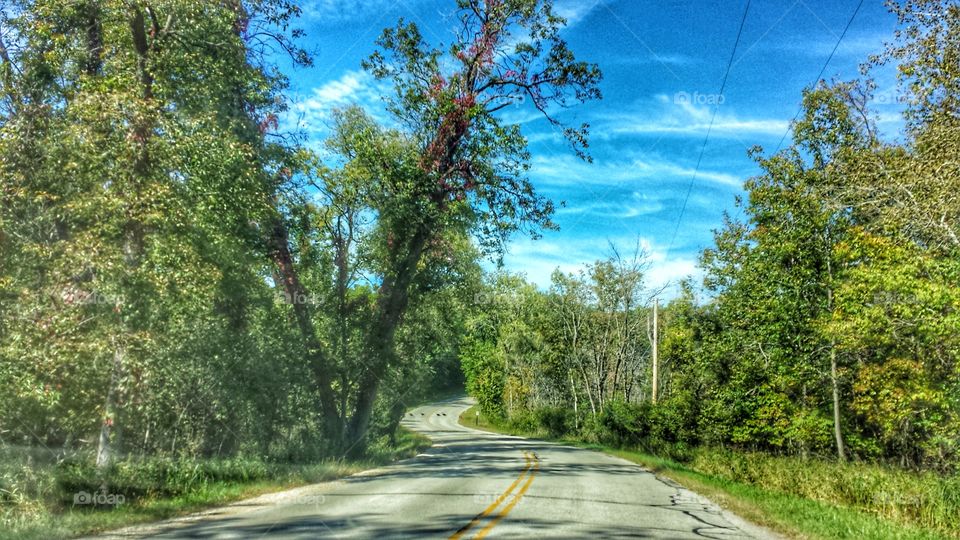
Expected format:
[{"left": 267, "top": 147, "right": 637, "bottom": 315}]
[{"left": 690, "top": 449, "right": 960, "bottom": 534}]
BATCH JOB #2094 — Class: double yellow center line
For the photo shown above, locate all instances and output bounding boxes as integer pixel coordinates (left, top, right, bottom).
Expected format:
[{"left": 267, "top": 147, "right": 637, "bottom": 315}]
[{"left": 450, "top": 450, "right": 540, "bottom": 540}]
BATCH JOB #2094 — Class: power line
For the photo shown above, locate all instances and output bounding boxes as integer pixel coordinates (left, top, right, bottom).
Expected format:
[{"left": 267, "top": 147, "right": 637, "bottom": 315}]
[
  {"left": 774, "top": 0, "right": 866, "bottom": 153},
  {"left": 666, "top": 0, "right": 752, "bottom": 256}
]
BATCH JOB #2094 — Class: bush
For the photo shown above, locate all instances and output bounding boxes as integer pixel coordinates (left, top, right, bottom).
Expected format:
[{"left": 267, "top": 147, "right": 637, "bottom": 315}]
[
  {"left": 534, "top": 407, "right": 574, "bottom": 438},
  {"left": 505, "top": 409, "right": 538, "bottom": 433},
  {"left": 596, "top": 400, "right": 647, "bottom": 446},
  {"left": 55, "top": 456, "right": 273, "bottom": 503},
  {"left": 545, "top": 401, "right": 696, "bottom": 461}
]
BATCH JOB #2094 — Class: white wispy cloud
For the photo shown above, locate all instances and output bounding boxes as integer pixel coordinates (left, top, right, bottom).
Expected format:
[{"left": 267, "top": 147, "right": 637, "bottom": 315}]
[
  {"left": 529, "top": 152, "right": 744, "bottom": 189},
  {"left": 763, "top": 31, "right": 889, "bottom": 60},
  {"left": 613, "top": 52, "right": 698, "bottom": 67},
  {"left": 557, "top": 192, "right": 665, "bottom": 219},
  {"left": 300, "top": 0, "right": 415, "bottom": 24},
  {"left": 284, "top": 70, "right": 391, "bottom": 137},
  {"left": 496, "top": 233, "right": 702, "bottom": 299},
  {"left": 596, "top": 96, "right": 789, "bottom": 138},
  {"left": 553, "top": 0, "right": 604, "bottom": 27},
  {"left": 646, "top": 257, "right": 702, "bottom": 297}
]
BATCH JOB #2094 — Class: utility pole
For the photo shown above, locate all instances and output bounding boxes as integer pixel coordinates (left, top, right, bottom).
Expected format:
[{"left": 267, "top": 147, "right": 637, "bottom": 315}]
[{"left": 652, "top": 298, "right": 659, "bottom": 404}]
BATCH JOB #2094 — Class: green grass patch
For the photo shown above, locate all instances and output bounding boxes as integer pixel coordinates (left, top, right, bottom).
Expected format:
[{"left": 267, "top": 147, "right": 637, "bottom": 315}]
[
  {"left": 458, "top": 405, "right": 955, "bottom": 540},
  {"left": 0, "top": 429, "right": 432, "bottom": 540}
]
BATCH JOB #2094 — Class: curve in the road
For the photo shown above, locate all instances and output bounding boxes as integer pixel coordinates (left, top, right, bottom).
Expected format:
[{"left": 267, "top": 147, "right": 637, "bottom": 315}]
[{"left": 92, "top": 396, "right": 778, "bottom": 539}]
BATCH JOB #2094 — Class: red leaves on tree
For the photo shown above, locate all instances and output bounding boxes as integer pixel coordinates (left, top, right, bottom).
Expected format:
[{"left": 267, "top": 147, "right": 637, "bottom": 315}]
[{"left": 259, "top": 113, "right": 278, "bottom": 134}]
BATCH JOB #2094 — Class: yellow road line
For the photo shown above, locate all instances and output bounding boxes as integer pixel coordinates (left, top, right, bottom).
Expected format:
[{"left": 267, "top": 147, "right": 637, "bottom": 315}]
[
  {"left": 449, "top": 452, "right": 533, "bottom": 540},
  {"left": 473, "top": 452, "right": 539, "bottom": 539}
]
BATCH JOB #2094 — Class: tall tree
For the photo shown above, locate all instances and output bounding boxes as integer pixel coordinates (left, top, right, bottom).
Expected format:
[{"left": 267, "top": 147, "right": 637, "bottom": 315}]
[
  {"left": 0, "top": 0, "right": 326, "bottom": 464},
  {"left": 331, "top": 0, "right": 602, "bottom": 449}
]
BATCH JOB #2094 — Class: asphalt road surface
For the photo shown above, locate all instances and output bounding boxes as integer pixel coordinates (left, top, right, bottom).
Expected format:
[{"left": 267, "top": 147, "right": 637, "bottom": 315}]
[{"left": 97, "top": 397, "right": 775, "bottom": 539}]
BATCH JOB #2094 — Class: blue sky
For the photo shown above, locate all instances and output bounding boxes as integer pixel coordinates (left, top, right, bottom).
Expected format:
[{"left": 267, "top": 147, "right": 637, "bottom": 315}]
[{"left": 283, "top": 0, "right": 904, "bottom": 297}]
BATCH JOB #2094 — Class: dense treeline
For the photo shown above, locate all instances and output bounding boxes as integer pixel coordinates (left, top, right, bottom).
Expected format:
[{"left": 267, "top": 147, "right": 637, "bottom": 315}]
[
  {"left": 463, "top": 0, "right": 960, "bottom": 473},
  {"left": 0, "top": 0, "right": 599, "bottom": 489}
]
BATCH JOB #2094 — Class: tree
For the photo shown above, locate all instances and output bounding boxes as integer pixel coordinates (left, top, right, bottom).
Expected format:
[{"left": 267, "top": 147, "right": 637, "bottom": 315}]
[
  {"left": 0, "top": 0, "right": 332, "bottom": 466},
  {"left": 700, "top": 79, "right": 878, "bottom": 460},
  {"left": 332, "top": 0, "right": 601, "bottom": 449}
]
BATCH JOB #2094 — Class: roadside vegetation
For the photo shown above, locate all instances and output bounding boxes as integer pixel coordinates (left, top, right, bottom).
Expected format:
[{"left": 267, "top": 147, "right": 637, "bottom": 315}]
[
  {"left": 459, "top": 1, "right": 960, "bottom": 538},
  {"left": 0, "top": 0, "right": 598, "bottom": 537},
  {"left": 2, "top": 0, "right": 958, "bottom": 538},
  {"left": 0, "top": 430, "right": 430, "bottom": 540}
]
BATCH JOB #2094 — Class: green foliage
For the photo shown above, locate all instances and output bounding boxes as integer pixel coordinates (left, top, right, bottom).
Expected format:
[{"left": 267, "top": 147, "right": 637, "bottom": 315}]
[
  {"left": 460, "top": 337, "right": 507, "bottom": 419},
  {"left": 0, "top": 0, "right": 470, "bottom": 531},
  {"left": 461, "top": 0, "right": 960, "bottom": 486},
  {"left": 0, "top": 0, "right": 332, "bottom": 461},
  {"left": 533, "top": 407, "right": 574, "bottom": 438},
  {"left": 683, "top": 1, "right": 960, "bottom": 465},
  {"left": 689, "top": 449, "right": 960, "bottom": 535}
]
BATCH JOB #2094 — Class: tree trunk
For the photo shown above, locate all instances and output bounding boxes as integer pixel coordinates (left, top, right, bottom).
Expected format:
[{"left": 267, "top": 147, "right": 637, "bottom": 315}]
[
  {"left": 96, "top": 345, "right": 124, "bottom": 469},
  {"left": 265, "top": 212, "right": 340, "bottom": 435},
  {"left": 579, "top": 365, "right": 597, "bottom": 417},
  {"left": 99, "top": 7, "right": 153, "bottom": 471},
  {"left": 830, "top": 338, "right": 847, "bottom": 462},
  {"left": 84, "top": 2, "right": 103, "bottom": 75},
  {"left": 569, "top": 371, "right": 579, "bottom": 431},
  {"left": 345, "top": 223, "right": 431, "bottom": 453},
  {"left": 0, "top": 19, "right": 23, "bottom": 110},
  {"left": 826, "top": 246, "right": 847, "bottom": 462},
  {"left": 332, "top": 213, "right": 353, "bottom": 425}
]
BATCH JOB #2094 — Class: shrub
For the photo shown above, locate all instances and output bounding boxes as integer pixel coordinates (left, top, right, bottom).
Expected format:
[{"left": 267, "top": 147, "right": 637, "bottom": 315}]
[
  {"left": 597, "top": 400, "right": 648, "bottom": 446},
  {"left": 505, "top": 409, "right": 538, "bottom": 433},
  {"left": 534, "top": 407, "right": 574, "bottom": 438},
  {"left": 55, "top": 456, "right": 274, "bottom": 503}
]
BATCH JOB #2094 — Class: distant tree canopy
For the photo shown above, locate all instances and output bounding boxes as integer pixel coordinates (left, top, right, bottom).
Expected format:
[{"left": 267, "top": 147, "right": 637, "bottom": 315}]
[{"left": 462, "top": 0, "right": 960, "bottom": 472}]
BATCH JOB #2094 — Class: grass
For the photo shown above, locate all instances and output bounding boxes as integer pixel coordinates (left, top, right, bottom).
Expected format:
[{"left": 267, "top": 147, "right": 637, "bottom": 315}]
[
  {"left": 458, "top": 405, "right": 954, "bottom": 540},
  {"left": 0, "top": 429, "right": 432, "bottom": 540}
]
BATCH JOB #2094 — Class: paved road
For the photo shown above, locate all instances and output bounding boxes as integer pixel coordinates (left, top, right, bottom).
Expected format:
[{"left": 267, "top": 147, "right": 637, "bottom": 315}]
[{"left": 99, "top": 397, "right": 774, "bottom": 539}]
